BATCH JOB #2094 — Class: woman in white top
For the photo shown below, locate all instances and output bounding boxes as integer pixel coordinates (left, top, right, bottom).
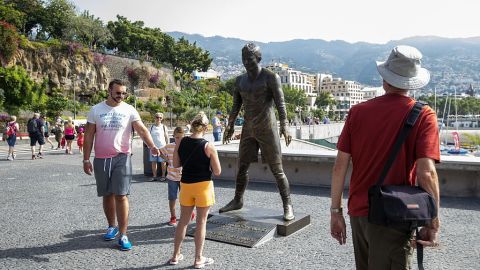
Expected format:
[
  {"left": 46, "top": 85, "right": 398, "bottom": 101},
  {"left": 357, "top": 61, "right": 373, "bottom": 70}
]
[{"left": 149, "top": 112, "right": 169, "bottom": 181}]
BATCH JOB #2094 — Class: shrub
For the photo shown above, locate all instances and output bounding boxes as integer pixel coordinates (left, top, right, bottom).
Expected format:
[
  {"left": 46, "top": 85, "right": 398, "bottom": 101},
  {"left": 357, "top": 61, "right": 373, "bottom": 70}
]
[{"left": 0, "top": 21, "right": 19, "bottom": 65}]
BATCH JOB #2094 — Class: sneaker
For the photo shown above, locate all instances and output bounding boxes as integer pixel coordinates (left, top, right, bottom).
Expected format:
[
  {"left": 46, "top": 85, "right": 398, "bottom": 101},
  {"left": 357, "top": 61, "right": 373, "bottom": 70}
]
[
  {"left": 12, "top": 154, "right": 16, "bottom": 160},
  {"left": 150, "top": 177, "right": 158, "bottom": 182},
  {"left": 37, "top": 152, "right": 44, "bottom": 159},
  {"left": 118, "top": 234, "right": 132, "bottom": 251},
  {"left": 31, "top": 155, "right": 36, "bottom": 160},
  {"left": 168, "top": 216, "right": 177, "bottom": 226},
  {"left": 7, "top": 156, "right": 13, "bottom": 161},
  {"left": 159, "top": 177, "right": 167, "bottom": 182},
  {"left": 103, "top": 226, "right": 119, "bottom": 241}
]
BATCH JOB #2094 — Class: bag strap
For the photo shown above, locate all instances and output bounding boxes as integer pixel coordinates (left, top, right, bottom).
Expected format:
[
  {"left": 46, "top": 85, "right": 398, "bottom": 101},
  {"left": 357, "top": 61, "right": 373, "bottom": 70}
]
[
  {"left": 375, "top": 101, "right": 425, "bottom": 186},
  {"left": 416, "top": 227, "right": 425, "bottom": 270},
  {"left": 374, "top": 101, "right": 426, "bottom": 270}
]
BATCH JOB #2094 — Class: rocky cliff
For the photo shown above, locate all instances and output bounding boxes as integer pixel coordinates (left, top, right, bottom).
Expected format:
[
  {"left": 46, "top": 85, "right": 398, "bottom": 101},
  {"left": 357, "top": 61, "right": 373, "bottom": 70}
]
[{"left": 12, "top": 47, "right": 177, "bottom": 99}]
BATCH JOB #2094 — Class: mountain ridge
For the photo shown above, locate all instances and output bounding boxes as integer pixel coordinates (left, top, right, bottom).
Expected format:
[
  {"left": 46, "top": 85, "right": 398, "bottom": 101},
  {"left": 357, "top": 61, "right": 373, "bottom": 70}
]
[{"left": 167, "top": 32, "right": 480, "bottom": 92}]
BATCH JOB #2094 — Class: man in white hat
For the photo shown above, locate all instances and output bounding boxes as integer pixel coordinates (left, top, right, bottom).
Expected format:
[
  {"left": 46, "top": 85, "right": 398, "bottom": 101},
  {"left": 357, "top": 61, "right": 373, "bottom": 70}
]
[{"left": 329, "top": 45, "right": 441, "bottom": 269}]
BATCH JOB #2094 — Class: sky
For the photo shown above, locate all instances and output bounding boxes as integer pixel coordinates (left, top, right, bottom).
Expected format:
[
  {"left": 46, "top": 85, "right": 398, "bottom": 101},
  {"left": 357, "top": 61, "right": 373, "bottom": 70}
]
[{"left": 72, "top": 0, "right": 480, "bottom": 44}]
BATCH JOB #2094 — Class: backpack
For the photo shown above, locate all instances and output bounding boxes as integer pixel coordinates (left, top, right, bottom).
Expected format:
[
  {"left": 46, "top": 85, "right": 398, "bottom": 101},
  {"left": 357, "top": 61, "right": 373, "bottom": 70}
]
[
  {"left": 27, "top": 118, "right": 39, "bottom": 133},
  {"left": 6, "top": 122, "right": 15, "bottom": 136}
]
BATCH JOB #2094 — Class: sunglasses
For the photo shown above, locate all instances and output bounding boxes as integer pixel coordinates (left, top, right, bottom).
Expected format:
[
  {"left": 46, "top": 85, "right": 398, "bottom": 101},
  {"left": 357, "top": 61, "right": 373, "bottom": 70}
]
[
  {"left": 115, "top": 91, "right": 128, "bottom": 96},
  {"left": 156, "top": 116, "right": 163, "bottom": 119}
]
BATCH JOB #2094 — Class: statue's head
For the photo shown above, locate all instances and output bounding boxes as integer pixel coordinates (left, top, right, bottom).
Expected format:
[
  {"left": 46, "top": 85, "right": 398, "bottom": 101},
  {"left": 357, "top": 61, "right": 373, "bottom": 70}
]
[{"left": 242, "top": 42, "right": 262, "bottom": 62}]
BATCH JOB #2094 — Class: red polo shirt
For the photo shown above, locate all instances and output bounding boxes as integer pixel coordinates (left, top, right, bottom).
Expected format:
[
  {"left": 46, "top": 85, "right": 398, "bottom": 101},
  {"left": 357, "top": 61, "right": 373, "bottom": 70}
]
[{"left": 337, "top": 93, "right": 440, "bottom": 217}]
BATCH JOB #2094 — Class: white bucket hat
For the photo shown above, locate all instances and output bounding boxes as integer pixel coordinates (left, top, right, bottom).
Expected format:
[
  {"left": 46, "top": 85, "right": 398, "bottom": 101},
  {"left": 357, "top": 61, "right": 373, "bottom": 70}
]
[{"left": 376, "top": 45, "right": 430, "bottom": 90}]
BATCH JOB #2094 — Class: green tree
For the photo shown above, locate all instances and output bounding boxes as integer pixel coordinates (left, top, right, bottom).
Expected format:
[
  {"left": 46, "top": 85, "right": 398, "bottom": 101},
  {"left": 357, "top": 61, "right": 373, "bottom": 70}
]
[
  {"left": 168, "top": 90, "right": 188, "bottom": 121},
  {"left": 45, "top": 88, "right": 68, "bottom": 118},
  {"left": 282, "top": 85, "right": 307, "bottom": 121},
  {"left": 144, "top": 99, "right": 164, "bottom": 116},
  {"left": 219, "top": 77, "right": 236, "bottom": 96},
  {"left": 311, "top": 108, "right": 326, "bottom": 119},
  {"left": 315, "top": 91, "right": 336, "bottom": 109},
  {"left": 107, "top": 15, "right": 175, "bottom": 64},
  {"left": 107, "top": 16, "right": 150, "bottom": 57},
  {"left": 0, "top": 0, "right": 26, "bottom": 30},
  {"left": 169, "top": 37, "right": 212, "bottom": 87},
  {"left": 40, "top": 0, "right": 76, "bottom": 40},
  {"left": 210, "top": 91, "right": 233, "bottom": 115},
  {"left": 0, "top": 66, "right": 47, "bottom": 115},
  {"left": 5, "top": 0, "right": 44, "bottom": 35},
  {"left": 68, "top": 10, "right": 112, "bottom": 49}
]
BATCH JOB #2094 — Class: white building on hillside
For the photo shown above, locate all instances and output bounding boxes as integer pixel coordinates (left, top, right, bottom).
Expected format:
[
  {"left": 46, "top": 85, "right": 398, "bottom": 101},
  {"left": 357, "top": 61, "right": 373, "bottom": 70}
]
[
  {"left": 316, "top": 74, "right": 333, "bottom": 92},
  {"left": 266, "top": 63, "right": 317, "bottom": 109},
  {"left": 361, "top": 87, "right": 384, "bottom": 101},
  {"left": 193, "top": 69, "right": 220, "bottom": 80},
  {"left": 319, "top": 76, "right": 363, "bottom": 118}
]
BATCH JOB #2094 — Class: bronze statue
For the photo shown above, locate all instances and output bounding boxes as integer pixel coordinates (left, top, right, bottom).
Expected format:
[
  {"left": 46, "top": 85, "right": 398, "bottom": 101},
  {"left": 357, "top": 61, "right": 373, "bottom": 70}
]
[{"left": 220, "top": 43, "right": 294, "bottom": 221}]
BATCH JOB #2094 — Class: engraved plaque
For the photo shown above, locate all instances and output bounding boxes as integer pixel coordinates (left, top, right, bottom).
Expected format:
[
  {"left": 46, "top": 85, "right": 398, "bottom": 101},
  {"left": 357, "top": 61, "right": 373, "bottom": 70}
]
[
  {"left": 187, "top": 207, "right": 310, "bottom": 247},
  {"left": 187, "top": 215, "right": 276, "bottom": 248}
]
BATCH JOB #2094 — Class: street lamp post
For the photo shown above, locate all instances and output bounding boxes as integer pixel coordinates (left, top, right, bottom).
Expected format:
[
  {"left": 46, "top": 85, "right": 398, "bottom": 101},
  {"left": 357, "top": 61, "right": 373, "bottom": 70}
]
[
  {"left": 208, "top": 95, "right": 218, "bottom": 121},
  {"left": 72, "top": 74, "right": 76, "bottom": 120}
]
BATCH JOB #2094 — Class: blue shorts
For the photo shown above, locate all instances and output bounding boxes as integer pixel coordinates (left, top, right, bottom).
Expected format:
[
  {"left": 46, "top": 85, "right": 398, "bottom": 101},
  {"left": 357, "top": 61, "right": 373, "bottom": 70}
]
[
  {"left": 149, "top": 153, "right": 165, "bottom": 163},
  {"left": 168, "top": 180, "right": 180, "bottom": 200},
  {"left": 6, "top": 135, "right": 16, "bottom": 147}
]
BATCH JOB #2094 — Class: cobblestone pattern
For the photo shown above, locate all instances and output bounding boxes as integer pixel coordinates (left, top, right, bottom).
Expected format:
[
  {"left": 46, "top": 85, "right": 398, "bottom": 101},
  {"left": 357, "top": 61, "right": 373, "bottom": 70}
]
[{"left": 0, "top": 141, "right": 479, "bottom": 269}]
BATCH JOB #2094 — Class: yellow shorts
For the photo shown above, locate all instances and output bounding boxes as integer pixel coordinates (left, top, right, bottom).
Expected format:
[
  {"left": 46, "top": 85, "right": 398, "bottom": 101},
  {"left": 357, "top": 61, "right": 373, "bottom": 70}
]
[{"left": 179, "top": 181, "right": 215, "bottom": 207}]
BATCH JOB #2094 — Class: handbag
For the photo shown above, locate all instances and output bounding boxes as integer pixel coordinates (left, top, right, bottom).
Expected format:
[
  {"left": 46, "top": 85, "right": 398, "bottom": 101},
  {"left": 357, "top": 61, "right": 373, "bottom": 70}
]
[{"left": 367, "top": 101, "right": 437, "bottom": 270}]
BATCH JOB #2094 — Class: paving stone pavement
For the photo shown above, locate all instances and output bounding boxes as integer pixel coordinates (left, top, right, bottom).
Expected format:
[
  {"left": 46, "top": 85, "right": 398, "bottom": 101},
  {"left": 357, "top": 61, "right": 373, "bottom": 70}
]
[{"left": 0, "top": 139, "right": 479, "bottom": 270}]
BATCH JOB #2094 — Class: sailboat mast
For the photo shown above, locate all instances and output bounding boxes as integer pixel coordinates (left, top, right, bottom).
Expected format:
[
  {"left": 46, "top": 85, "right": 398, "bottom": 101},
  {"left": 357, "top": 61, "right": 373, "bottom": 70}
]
[{"left": 455, "top": 87, "right": 458, "bottom": 132}]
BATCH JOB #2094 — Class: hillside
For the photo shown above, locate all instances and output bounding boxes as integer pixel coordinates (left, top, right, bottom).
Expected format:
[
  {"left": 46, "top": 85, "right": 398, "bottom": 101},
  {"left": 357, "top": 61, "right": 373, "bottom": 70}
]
[{"left": 168, "top": 32, "right": 480, "bottom": 92}]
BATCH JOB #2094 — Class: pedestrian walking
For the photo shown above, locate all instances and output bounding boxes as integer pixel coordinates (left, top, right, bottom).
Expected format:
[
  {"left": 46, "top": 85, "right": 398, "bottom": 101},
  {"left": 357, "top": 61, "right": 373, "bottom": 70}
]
[
  {"left": 64, "top": 118, "right": 76, "bottom": 154},
  {"left": 149, "top": 112, "right": 169, "bottom": 181},
  {"left": 169, "top": 112, "right": 221, "bottom": 268},
  {"left": 77, "top": 127, "right": 84, "bottom": 154},
  {"left": 27, "top": 112, "right": 45, "bottom": 159},
  {"left": 82, "top": 79, "right": 159, "bottom": 251},
  {"left": 53, "top": 121, "right": 64, "bottom": 149},
  {"left": 40, "top": 115, "right": 55, "bottom": 149},
  {"left": 329, "top": 45, "right": 441, "bottom": 270},
  {"left": 5, "top": 115, "right": 19, "bottom": 160}
]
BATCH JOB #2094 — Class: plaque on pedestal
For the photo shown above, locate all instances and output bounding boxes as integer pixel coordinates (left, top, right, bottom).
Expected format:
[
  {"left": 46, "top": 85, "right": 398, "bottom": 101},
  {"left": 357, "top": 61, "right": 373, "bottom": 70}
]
[{"left": 187, "top": 207, "right": 310, "bottom": 247}]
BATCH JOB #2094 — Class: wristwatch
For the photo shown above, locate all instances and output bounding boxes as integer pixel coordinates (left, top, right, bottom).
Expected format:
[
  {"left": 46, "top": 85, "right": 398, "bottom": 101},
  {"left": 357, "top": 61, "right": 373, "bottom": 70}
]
[
  {"left": 330, "top": 207, "right": 343, "bottom": 214},
  {"left": 83, "top": 160, "right": 90, "bottom": 164}
]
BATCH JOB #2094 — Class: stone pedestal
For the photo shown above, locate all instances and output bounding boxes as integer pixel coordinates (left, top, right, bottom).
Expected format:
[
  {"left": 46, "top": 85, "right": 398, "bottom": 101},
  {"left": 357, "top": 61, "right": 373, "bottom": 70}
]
[{"left": 187, "top": 207, "right": 310, "bottom": 247}]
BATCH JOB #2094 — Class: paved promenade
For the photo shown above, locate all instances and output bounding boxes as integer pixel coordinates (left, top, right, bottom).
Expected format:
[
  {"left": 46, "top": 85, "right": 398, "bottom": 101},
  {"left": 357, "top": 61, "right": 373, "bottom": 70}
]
[{"left": 0, "top": 139, "right": 479, "bottom": 269}]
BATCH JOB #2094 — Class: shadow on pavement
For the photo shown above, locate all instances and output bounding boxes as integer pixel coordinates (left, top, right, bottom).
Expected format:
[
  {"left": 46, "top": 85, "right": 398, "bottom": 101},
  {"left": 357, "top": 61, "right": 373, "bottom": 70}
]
[{"left": 0, "top": 223, "right": 182, "bottom": 262}]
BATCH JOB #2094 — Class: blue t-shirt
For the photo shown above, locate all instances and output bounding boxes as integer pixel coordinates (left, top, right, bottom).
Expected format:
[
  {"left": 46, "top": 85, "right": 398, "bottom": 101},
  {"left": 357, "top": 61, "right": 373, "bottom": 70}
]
[{"left": 212, "top": 117, "right": 222, "bottom": 133}]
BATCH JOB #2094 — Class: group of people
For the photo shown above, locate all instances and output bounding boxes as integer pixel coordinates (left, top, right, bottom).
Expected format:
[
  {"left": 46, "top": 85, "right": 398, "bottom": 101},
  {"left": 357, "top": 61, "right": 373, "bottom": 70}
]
[
  {"left": 4, "top": 113, "right": 85, "bottom": 160},
  {"left": 83, "top": 79, "right": 221, "bottom": 268},
  {"left": 78, "top": 42, "right": 440, "bottom": 270}
]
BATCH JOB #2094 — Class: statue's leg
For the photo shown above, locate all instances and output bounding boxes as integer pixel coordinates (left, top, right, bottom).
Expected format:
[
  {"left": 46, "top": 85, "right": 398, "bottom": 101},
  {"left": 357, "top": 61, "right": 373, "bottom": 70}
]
[
  {"left": 219, "top": 162, "right": 250, "bottom": 213},
  {"left": 269, "top": 162, "right": 295, "bottom": 221}
]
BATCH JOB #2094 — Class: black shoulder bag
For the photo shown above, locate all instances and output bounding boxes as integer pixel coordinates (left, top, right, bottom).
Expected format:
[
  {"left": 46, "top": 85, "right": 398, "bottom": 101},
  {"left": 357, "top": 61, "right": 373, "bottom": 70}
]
[{"left": 368, "top": 102, "right": 437, "bottom": 270}]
